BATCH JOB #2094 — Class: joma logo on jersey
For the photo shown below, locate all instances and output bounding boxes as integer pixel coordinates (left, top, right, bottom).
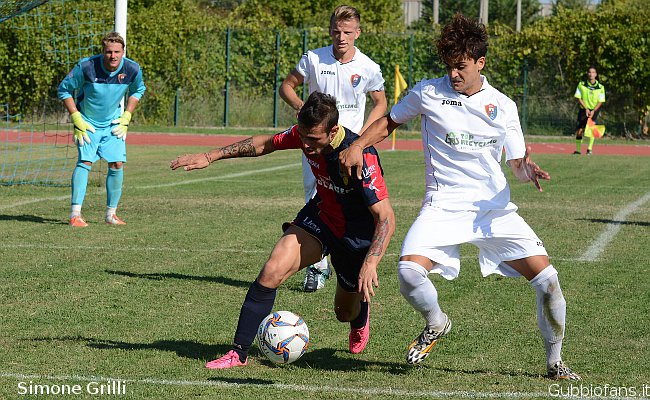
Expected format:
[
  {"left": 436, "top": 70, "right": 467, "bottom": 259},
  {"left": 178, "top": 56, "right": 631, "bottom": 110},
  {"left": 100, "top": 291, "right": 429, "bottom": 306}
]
[
  {"left": 441, "top": 99, "right": 462, "bottom": 107},
  {"left": 321, "top": 70, "right": 335, "bottom": 75},
  {"left": 307, "top": 158, "right": 320, "bottom": 169}
]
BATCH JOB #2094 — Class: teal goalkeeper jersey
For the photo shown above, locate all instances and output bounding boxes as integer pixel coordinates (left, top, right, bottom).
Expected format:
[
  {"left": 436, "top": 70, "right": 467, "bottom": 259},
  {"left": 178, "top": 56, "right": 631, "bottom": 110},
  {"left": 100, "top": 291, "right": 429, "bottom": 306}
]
[{"left": 58, "top": 55, "right": 146, "bottom": 128}]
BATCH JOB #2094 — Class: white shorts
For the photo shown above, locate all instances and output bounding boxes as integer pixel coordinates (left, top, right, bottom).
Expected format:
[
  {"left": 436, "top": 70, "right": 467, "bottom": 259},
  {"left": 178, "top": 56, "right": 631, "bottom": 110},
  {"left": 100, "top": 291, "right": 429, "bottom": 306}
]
[
  {"left": 400, "top": 205, "right": 548, "bottom": 280},
  {"left": 301, "top": 153, "right": 317, "bottom": 203}
]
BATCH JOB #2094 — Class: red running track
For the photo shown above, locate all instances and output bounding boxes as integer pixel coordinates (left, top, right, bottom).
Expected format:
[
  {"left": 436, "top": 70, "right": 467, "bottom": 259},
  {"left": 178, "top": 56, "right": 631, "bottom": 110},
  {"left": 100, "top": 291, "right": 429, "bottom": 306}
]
[{"left": 4, "top": 131, "right": 650, "bottom": 156}]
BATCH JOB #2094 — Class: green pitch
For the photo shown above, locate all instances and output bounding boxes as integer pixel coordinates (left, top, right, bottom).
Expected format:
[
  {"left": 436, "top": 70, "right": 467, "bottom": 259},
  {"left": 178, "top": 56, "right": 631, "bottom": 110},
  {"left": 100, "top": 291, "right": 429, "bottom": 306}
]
[{"left": 0, "top": 146, "right": 648, "bottom": 399}]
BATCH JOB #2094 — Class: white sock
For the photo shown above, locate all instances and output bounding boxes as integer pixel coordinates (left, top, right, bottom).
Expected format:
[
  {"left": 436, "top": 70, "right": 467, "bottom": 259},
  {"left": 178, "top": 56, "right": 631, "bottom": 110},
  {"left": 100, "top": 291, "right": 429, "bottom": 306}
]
[
  {"left": 530, "top": 265, "right": 566, "bottom": 367},
  {"left": 398, "top": 260, "right": 447, "bottom": 330},
  {"left": 70, "top": 204, "right": 82, "bottom": 219},
  {"left": 105, "top": 207, "right": 117, "bottom": 218},
  {"left": 316, "top": 257, "right": 329, "bottom": 272}
]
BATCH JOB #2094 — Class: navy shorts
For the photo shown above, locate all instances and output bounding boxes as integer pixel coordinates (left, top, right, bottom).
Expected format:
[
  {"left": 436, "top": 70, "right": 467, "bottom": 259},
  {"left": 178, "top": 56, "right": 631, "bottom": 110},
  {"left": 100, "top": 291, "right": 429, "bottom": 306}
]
[{"left": 283, "top": 200, "right": 369, "bottom": 293}]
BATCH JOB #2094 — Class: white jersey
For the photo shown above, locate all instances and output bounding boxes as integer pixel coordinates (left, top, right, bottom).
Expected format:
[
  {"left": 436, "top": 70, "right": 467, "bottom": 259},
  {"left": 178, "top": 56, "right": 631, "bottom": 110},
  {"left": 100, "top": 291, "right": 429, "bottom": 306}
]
[
  {"left": 390, "top": 75, "right": 526, "bottom": 211},
  {"left": 296, "top": 45, "right": 384, "bottom": 133}
]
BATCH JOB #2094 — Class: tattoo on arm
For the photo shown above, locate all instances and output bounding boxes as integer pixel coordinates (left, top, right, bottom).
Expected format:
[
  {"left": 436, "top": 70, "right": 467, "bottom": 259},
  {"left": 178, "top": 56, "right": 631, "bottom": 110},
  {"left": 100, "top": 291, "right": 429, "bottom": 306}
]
[
  {"left": 220, "top": 137, "right": 256, "bottom": 158},
  {"left": 367, "top": 217, "right": 390, "bottom": 257}
]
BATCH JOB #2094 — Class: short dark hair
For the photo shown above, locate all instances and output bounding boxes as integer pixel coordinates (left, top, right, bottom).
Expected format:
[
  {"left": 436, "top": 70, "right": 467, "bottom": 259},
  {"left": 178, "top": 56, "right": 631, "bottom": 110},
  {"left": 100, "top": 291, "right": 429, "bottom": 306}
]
[
  {"left": 298, "top": 92, "right": 339, "bottom": 132},
  {"left": 102, "top": 32, "right": 125, "bottom": 50},
  {"left": 330, "top": 5, "right": 361, "bottom": 30},
  {"left": 436, "top": 13, "right": 488, "bottom": 66}
]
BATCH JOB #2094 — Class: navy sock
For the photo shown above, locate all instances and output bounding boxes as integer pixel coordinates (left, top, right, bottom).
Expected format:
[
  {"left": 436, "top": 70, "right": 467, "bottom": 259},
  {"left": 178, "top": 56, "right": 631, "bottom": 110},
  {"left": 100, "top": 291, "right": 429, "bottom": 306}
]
[
  {"left": 350, "top": 301, "right": 369, "bottom": 329},
  {"left": 232, "top": 280, "right": 276, "bottom": 361}
]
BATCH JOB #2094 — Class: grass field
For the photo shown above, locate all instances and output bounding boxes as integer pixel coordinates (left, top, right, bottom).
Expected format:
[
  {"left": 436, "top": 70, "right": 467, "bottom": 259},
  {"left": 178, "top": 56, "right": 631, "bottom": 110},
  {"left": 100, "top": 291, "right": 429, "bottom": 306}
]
[{"left": 1, "top": 145, "right": 649, "bottom": 399}]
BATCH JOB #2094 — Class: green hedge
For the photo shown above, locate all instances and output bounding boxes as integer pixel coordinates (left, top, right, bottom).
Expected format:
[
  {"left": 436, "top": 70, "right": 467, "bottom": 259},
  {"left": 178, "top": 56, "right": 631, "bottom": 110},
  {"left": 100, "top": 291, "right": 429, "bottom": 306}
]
[{"left": 1, "top": 0, "right": 648, "bottom": 135}]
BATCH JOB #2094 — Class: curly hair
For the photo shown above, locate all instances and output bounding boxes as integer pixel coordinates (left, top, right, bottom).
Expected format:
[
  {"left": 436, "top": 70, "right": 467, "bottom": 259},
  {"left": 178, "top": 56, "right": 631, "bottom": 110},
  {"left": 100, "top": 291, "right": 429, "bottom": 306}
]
[
  {"left": 298, "top": 92, "right": 339, "bottom": 132},
  {"left": 436, "top": 13, "right": 488, "bottom": 66}
]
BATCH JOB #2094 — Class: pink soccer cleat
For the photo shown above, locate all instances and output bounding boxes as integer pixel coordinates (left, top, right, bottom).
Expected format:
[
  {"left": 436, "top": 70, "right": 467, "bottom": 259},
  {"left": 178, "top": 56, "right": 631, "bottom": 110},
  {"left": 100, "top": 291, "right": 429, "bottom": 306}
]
[
  {"left": 205, "top": 350, "right": 248, "bottom": 370},
  {"left": 349, "top": 305, "right": 370, "bottom": 354},
  {"left": 69, "top": 215, "right": 88, "bottom": 227}
]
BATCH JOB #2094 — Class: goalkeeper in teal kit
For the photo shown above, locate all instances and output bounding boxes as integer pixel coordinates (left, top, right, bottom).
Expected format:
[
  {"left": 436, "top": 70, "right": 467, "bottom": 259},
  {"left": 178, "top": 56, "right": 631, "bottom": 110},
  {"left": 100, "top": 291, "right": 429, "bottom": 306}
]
[{"left": 58, "top": 32, "right": 145, "bottom": 227}]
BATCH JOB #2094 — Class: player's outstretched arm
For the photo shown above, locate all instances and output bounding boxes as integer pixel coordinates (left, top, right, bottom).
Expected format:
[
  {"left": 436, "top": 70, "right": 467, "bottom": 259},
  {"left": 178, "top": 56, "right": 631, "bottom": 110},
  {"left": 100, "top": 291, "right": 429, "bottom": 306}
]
[
  {"left": 509, "top": 146, "right": 551, "bottom": 192},
  {"left": 358, "top": 198, "right": 395, "bottom": 303},
  {"left": 339, "top": 115, "right": 400, "bottom": 179},
  {"left": 170, "top": 135, "right": 276, "bottom": 171}
]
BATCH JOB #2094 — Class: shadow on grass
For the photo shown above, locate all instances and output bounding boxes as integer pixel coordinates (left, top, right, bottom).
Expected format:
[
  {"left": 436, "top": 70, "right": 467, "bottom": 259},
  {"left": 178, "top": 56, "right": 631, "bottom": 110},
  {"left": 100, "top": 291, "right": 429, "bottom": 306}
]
[
  {"left": 577, "top": 218, "right": 650, "bottom": 227},
  {"left": 206, "top": 377, "right": 274, "bottom": 385},
  {"left": 0, "top": 214, "right": 64, "bottom": 224},
  {"left": 282, "top": 348, "right": 409, "bottom": 375},
  {"left": 105, "top": 269, "right": 250, "bottom": 288},
  {"left": 30, "top": 336, "right": 229, "bottom": 361}
]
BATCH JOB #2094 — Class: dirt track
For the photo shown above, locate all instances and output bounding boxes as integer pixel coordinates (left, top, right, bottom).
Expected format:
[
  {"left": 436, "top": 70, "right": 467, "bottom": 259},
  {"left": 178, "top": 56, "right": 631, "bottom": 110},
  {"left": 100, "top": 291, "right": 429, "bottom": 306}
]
[
  {"left": 6, "top": 131, "right": 650, "bottom": 156},
  {"left": 126, "top": 133, "right": 650, "bottom": 156}
]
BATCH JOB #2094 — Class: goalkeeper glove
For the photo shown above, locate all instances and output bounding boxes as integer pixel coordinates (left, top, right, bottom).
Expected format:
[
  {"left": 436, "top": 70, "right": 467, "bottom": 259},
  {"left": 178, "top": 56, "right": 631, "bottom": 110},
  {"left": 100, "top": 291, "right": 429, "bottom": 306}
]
[
  {"left": 111, "top": 111, "right": 132, "bottom": 140},
  {"left": 70, "top": 111, "right": 94, "bottom": 146}
]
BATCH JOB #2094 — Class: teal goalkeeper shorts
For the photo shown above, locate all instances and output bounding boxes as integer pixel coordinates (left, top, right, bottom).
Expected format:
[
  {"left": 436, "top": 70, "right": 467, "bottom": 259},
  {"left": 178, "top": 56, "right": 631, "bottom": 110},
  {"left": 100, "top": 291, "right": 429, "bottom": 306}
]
[{"left": 77, "top": 125, "right": 127, "bottom": 163}]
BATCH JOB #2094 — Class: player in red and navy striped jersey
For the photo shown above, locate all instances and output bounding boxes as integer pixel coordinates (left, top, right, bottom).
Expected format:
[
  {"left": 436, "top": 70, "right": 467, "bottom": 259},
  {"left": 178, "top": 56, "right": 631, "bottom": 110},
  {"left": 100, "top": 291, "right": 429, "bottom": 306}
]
[{"left": 170, "top": 91, "right": 395, "bottom": 369}]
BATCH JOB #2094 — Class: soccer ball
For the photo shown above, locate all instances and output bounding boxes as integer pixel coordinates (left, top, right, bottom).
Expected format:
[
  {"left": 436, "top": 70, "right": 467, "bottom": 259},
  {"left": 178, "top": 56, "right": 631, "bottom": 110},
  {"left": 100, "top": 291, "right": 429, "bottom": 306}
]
[{"left": 257, "top": 311, "right": 309, "bottom": 364}]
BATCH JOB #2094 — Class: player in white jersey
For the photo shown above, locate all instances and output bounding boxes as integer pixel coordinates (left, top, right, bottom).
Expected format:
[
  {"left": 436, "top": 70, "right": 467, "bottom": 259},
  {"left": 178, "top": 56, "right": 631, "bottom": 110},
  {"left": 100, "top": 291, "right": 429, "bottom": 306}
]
[
  {"left": 280, "top": 5, "right": 387, "bottom": 292},
  {"left": 338, "top": 13, "right": 581, "bottom": 381}
]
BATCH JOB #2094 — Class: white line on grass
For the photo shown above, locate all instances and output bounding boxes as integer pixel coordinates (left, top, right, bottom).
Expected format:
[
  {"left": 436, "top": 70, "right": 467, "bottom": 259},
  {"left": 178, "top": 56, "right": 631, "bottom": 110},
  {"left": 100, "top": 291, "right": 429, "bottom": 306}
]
[
  {"left": 138, "top": 163, "right": 301, "bottom": 189},
  {"left": 578, "top": 190, "right": 650, "bottom": 262},
  {"left": 0, "top": 195, "right": 69, "bottom": 211},
  {"left": 0, "top": 163, "right": 301, "bottom": 211},
  {"left": 0, "top": 371, "right": 550, "bottom": 399}
]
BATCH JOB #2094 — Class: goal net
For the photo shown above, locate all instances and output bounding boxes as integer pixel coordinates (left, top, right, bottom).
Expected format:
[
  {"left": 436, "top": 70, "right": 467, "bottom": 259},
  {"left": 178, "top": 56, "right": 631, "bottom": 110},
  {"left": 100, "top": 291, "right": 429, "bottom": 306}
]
[{"left": 1, "top": 0, "right": 108, "bottom": 186}]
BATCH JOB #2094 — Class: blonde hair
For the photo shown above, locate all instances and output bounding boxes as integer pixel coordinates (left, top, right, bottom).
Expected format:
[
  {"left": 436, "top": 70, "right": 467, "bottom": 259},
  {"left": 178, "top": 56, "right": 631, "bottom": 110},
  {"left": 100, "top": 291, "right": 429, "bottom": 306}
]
[
  {"left": 101, "top": 32, "right": 125, "bottom": 50},
  {"left": 329, "top": 5, "right": 361, "bottom": 30}
]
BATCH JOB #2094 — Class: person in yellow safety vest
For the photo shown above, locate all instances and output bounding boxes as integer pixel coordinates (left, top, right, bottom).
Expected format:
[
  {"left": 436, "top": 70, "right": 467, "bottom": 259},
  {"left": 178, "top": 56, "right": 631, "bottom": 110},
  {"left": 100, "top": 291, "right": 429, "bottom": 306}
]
[{"left": 573, "top": 66, "right": 605, "bottom": 155}]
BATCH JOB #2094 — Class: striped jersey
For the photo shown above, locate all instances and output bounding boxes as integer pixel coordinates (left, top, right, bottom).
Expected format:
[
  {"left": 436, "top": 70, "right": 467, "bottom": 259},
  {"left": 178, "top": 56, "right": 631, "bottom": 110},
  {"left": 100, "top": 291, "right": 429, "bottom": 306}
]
[{"left": 273, "top": 124, "right": 388, "bottom": 240}]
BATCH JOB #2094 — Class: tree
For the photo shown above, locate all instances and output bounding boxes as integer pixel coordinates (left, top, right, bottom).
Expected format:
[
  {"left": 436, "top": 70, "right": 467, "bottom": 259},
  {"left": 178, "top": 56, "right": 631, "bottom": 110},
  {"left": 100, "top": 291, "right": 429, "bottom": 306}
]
[
  {"left": 411, "top": 0, "right": 540, "bottom": 30},
  {"left": 497, "top": 1, "right": 650, "bottom": 131},
  {"left": 228, "top": 0, "right": 403, "bottom": 31}
]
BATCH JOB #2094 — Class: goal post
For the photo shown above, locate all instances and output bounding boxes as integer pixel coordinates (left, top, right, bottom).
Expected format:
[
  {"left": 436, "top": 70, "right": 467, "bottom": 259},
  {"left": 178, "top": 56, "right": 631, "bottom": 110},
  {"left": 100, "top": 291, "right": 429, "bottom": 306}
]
[{"left": 0, "top": 0, "right": 114, "bottom": 186}]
